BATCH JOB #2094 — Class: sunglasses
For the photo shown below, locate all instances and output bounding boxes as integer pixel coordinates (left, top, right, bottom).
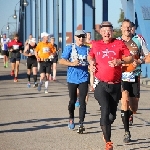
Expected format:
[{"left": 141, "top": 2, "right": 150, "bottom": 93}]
[{"left": 76, "top": 34, "right": 86, "bottom": 38}]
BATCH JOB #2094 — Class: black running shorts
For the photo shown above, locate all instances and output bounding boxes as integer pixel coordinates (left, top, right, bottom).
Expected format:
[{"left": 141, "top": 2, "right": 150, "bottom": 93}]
[
  {"left": 1, "top": 50, "right": 9, "bottom": 57},
  {"left": 122, "top": 76, "right": 140, "bottom": 98},
  {"left": 52, "top": 55, "right": 58, "bottom": 63},
  {"left": 39, "top": 61, "right": 52, "bottom": 74},
  {"left": 27, "top": 57, "right": 37, "bottom": 69}
]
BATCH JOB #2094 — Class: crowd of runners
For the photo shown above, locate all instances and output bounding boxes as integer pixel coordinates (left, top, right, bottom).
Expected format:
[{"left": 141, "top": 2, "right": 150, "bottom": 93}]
[{"left": 1, "top": 19, "right": 150, "bottom": 150}]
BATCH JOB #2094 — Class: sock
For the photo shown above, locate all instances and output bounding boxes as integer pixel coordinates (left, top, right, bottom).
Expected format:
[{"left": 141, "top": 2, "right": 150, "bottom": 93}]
[
  {"left": 129, "top": 110, "right": 133, "bottom": 117},
  {"left": 33, "top": 75, "right": 37, "bottom": 83},
  {"left": 121, "top": 110, "right": 125, "bottom": 124},
  {"left": 45, "top": 81, "right": 49, "bottom": 89},
  {"left": 6, "top": 61, "right": 8, "bottom": 67},
  {"left": 124, "top": 110, "right": 129, "bottom": 132},
  {"left": 27, "top": 74, "right": 30, "bottom": 82},
  {"left": 101, "top": 125, "right": 111, "bottom": 142}
]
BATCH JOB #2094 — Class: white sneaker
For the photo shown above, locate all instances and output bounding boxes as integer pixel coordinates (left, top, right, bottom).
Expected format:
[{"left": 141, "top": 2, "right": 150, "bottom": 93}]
[{"left": 44, "top": 89, "right": 48, "bottom": 94}]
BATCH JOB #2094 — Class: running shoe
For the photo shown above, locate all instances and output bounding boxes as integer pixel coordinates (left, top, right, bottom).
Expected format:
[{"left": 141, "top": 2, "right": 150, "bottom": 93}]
[
  {"left": 105, "top": 142, "right": 113, "bottom": 150},
  {"left": 14, "top": 77, "right": 18, "bottom": 82},
  {"left": 123, "top": 131, "right": 131, "bottom": 143},
  {"left": 44, "top": 89, "right": 49, "bottom": 94},
  {"left": 77, "top": 123, "right": 85, "bottom": 134},
  {"left": 129, "top": 115, "right": 133, "bottom": 126},
  {"left": 11, "top": 70, "right": 14, "bottom": 76},
  {"left": 27, "top": 82, "right": 31, "bottom": 88},
  {"left": 68, "top": 119, "right": 75, "bottom": 129},
  {"left": 75, "top": 99, "right": 80, "bottom": 107},
  {"left": 33, "top": 83, "right": 38, "bottom": 88},
  {"left": 37, "top": 83, "right": 42, "bottom": 91}
]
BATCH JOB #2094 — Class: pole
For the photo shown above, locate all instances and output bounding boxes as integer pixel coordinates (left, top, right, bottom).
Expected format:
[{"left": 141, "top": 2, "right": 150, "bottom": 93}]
[
  {"left": 92, "top": 0, "right": 95, "bottom": 40},
  {"left": 16, "top": 18, "right": 17, "bottom": 33},
  {"left": 8, "top": 23, "right": 9, "bottom": 38}
]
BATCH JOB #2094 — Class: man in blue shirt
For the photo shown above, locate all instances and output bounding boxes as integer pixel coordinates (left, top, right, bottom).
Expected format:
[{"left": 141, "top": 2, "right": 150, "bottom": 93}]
[
  {"left": 59, "top": 30, "right": 89, "bottom": 133},
  {"left": 0, "top": 33, "right": 10, "bottom": 68}
]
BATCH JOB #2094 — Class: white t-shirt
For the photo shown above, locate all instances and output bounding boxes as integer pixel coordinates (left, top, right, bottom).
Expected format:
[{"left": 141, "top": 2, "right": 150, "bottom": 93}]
[{"left": 1, "top": 38, "right": 10, "bottom": 51}]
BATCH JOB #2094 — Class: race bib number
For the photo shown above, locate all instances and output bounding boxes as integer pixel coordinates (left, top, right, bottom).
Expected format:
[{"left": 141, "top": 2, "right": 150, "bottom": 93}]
[
  {"left": 42, "top": 47, "right": 50, "bottom": 53},
  {"left": 13, "top": 45, "right": 19, "bottom": 50},
  {"left": 78, "top": 55, "right": 88, "bottom": 66},
  {"left": 122, "top": 72, "right": 135, "bottom": 82},
  {"left": 30, "top": 49, "right": 34, "bottom": 55}
]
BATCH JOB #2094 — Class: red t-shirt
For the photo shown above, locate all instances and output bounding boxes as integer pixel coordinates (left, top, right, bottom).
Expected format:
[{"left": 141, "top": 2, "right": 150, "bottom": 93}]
[
  {"left": 8, "top": 40, "right": 23, "bottom": 50},
  {"left": 89, "top": 38, "right": 130, "bottom": 82}
]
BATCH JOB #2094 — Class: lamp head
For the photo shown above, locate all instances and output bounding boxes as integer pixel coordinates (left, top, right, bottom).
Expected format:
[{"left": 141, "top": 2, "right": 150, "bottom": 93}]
[
  {"left": 23, "top": 0, "right": 28, "bottom": 7},
  {"left": 6, "top": 25, "right": 10, "bottom": 30},
  {"left": 13, "top": 10, "right": 17, "bottom": 19}
]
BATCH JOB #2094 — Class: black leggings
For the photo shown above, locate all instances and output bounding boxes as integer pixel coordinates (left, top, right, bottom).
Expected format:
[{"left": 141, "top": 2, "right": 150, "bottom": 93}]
[
  {"left": 68, "top": 81, "right": 88, "bottom": 123},
  {"left": 94, "top": 81, "right": 121, "bottom": 126}
]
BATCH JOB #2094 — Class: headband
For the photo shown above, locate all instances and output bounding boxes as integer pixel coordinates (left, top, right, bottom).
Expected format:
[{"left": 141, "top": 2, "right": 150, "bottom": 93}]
[{"left": 100, "top": 24, "right": 113, "bottom": 28}]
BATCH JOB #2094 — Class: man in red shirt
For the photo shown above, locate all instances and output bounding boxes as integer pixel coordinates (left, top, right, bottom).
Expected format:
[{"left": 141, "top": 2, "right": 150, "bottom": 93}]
[
  {"left": 88, "top": 21, "right": 133, "bottom": 150},
  {"left": 8, "top": 34, "right": 23, "bottom": 82}
]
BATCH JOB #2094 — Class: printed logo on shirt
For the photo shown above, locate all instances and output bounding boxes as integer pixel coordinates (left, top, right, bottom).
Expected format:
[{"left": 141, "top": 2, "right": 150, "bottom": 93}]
[
  {"left": 78, "top": 54, "right": 88, "bottom": 66},
  {"left": 101, "top": 49, "right": 116, "bottom": 58}
]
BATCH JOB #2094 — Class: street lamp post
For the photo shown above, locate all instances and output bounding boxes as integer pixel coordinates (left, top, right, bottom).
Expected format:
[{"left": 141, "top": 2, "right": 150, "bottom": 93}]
[
  {"left": 6, "top": 23, "right": 10, "bottom": 37},
  {"left": 13, "top": 0, "right": 29, "bottom": 33},
  {"left": 1, "top": 24, "right": 7, "bottom": 37},
  {"left": 6, "top": 22, "right": 16, "bottom": 38},
  {"left": 6, "top": 15, "right": 14, "bottom": 37}
]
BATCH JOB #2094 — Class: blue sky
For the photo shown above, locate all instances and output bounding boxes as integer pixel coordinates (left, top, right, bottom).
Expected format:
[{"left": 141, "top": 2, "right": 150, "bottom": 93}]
[{"left": 0, "top": 0, "right": 122, "bottom": 35}]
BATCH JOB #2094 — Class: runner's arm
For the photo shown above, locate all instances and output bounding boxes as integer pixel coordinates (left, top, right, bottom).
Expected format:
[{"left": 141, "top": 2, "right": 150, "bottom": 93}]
[
  {"left": 23, "top": 44, "right": 30, "bottom": 56},
  {"left": 59, "top": 45, "right": 78, "bottom": 66},
  {"left": 59, "top": 58, "right": 78, "bottom": 66},
  {"left": 121, "top": 41, "right": 134, "bottom": 64}
]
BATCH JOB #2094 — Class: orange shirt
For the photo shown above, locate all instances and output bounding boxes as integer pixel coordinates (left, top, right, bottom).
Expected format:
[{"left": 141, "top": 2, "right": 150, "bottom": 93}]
[{"left": 35, "top": 42, "right": 56, "bottom": 59}]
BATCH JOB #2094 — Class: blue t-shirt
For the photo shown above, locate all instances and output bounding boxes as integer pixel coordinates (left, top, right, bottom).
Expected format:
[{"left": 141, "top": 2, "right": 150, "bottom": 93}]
[{"left": 61, "top": 44, "right": 89, "bottom": 84}]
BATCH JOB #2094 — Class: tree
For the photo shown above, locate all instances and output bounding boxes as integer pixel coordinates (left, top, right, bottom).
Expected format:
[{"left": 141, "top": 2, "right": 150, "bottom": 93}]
[
  {"left": 113, "top": 8, "right": 125, "bottom": 38},
  {"left": 118, "top": 8, "right": 124, "bottom": 24},
  {"left": 95, "top": 30, "right": 102, "bottom": 40}
]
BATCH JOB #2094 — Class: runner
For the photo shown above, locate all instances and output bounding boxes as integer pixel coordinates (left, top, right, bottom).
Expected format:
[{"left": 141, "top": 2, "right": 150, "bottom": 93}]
[
  {"left": 119, "top": 19, "right": 150, "bottom": 143},
  {"left": 75, "top": 32, "right": 92, "bottom": 108},
  {"left": 23, "top": 37, "right": 38, "bottom": 88},
  {"left": 128, "top": 21, "right": 150, "bottom": 126},
  {"left": 35, "top": 32, "right": 56, "bottom": 93},
  {"left": 84, "top": 32, "right": 94, "bottom": 91},
  {"left": 88, "top": 21, "right": 133, "bottom": 150},
  {"left": 8, "top": 34, "right": 23, "bottom": 82},
  {"left": 49, "top": 37, "right": 58, "bottom": 81},
  {"left": 0, "top": 33, "right": 10, "bottom": 68},
  {"left": 59, "top": 30, "right": 89, "bottom": 134}
]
